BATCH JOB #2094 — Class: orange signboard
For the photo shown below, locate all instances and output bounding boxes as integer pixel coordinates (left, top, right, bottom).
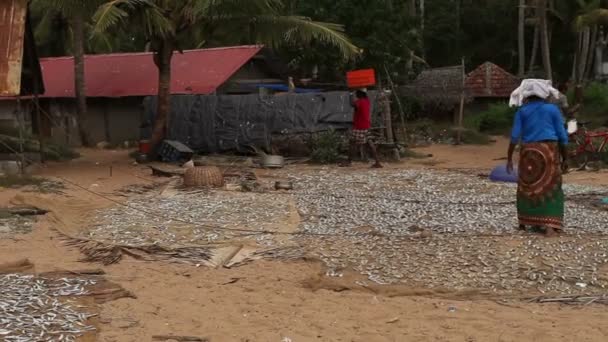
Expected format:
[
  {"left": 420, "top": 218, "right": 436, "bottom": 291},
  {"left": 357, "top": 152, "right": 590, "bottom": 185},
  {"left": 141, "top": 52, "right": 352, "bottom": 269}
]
[
  {"left": 0, "top": 0, "right": 27, "bottom": 96},
  {"left": 346, "top": 69, "right": 376, "bottom": 89}
]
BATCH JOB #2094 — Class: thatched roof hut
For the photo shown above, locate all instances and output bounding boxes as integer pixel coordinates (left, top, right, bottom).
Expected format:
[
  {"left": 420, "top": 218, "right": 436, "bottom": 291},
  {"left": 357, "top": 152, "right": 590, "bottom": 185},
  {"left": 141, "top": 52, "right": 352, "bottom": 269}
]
[{"left": 401, "top": 65, "right": 470, "bottom": 107}]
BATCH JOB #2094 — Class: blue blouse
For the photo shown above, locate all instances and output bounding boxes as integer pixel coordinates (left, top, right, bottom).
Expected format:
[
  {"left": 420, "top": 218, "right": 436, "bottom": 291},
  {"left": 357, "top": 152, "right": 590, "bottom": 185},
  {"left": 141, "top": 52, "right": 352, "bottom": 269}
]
[{"left": 510, "top": 101, "right": 569, "bottom": 144}]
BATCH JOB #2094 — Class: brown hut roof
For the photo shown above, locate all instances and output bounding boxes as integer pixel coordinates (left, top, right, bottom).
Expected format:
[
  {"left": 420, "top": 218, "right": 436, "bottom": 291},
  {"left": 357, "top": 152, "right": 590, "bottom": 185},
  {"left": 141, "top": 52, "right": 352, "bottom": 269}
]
[
  {"left": 465, "top": 62, "right": 519, "bottom": 98},
  {"left": 401, "top": 65, "right": 469, "bottom": 106}
]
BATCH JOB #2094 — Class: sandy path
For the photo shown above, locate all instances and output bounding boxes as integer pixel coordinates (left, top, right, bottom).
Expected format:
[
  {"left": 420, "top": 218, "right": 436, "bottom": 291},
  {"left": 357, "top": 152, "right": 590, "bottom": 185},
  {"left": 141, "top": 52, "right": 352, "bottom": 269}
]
[
  {"left": 414, "top": 137, "right": 608, "bottom": 186},
  {"left": 0, "top": 147, "right": 607, "bottom": 341}
]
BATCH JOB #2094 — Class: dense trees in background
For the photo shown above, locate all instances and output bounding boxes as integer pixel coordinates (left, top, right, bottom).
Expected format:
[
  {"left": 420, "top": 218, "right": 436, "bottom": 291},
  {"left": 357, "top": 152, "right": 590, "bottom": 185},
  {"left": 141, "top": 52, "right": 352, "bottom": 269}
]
[
  {"left": 26, "top": 0, "right": 608, "bottom": 146},
  {"left": 31, "top": 0, "right": 108, "bottom": 146},
  {"left": 283, "top": 0, "right": 421, "bottom": 82},
  {"left": 30, "top": 0, "right": 608, "bottom": 84},
  {"left": 92, "top": 0, "right": 359, "bottom": 149}
]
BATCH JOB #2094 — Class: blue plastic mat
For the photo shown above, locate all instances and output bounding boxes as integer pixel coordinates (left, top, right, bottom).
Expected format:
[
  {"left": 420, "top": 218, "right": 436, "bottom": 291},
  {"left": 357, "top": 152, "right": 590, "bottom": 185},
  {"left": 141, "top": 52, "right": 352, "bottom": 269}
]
[{"left": 489, "top": 164, "right": 518, "bottom": 183}]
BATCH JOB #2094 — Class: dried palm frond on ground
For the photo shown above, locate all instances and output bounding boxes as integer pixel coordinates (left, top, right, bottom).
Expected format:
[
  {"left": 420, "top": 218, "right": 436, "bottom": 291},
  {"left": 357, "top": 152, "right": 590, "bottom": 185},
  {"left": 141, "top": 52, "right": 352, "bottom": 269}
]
[
  {"left": 57, "top": 232, "right": 212, "bottom": 266},
  {"left": 527, "top": 295, "right": 608, "bottom": 305}
]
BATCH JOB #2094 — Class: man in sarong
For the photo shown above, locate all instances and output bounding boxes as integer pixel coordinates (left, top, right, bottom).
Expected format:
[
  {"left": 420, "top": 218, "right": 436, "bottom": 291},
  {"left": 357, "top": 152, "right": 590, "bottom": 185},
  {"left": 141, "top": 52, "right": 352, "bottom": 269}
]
[
  {"left": 507, "top": 79, "right": 569, "bottom": 236},
  {"left": 340, "top": 89, "right": 382, "bottom": 168}
]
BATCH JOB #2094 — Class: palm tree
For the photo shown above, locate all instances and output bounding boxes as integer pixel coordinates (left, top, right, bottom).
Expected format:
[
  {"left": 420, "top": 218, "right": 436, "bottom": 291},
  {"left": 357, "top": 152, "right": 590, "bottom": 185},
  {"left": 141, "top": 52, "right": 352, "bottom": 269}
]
[
  {"left": 518, "top": 0, "right": 526, "bottom": 77},
  {"left": 571, "top": 0, "right": 608, "bottom": 102},
  {"left": 93, "top": 0, "right": 360, "bottom": 153},
  {"left": 537, "top": 0, "right": 552, "bottom": 79},
  {"left": 31, "top": 0, "right": 107, "bottom": 147}
]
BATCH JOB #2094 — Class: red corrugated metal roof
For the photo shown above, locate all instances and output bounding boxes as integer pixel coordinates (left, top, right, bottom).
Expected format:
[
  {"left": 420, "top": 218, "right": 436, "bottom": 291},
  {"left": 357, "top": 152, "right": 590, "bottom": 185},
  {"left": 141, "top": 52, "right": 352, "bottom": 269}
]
[
  {"left": 37, "top": 45, "right": 262, "bottom": 98},
  {"left": 465, "top": 62, "right": 520, "bottom": 98}
]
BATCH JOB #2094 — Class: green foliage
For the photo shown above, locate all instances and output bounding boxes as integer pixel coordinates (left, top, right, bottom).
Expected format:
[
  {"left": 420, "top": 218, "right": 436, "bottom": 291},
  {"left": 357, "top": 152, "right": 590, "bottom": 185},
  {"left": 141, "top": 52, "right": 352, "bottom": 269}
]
[
  {"left": 582, "top": 82, "right": 608, "bottom": 114},
  {"left": 29, "top": 0, "right": 142, "bottom": 57},
  {"left": 0, "top": 134, "right": 79, "bottom": 161},
  {"left": 407, "top": 119, "right": 492, "bottom": 145},
  {"left": 93, "top": 0, "right": 360, "bottom": 59},
  {"left": 289, "top": 0, "right": 418, "bottom": 81},
  {"left": 43, "top": 144, "right": 80, "bottom": 161},
  {"left": 311, "top": 130, "right": 343, "bottom": 164},
  {"left": 471, "top": 103, "right": 517, "bottom": 135},
  {"left": 453, "top": 129, "right": 492, "bottom": 145},
  {"left": 0, "top": 175, "right": 45, "bottom": 189}
]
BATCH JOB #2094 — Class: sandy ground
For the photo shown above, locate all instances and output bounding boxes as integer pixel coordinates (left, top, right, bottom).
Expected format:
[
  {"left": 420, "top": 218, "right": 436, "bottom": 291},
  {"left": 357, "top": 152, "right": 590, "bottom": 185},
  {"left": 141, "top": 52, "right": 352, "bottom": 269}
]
[
  {"left": 414, "top": 137, "right": 608, "bottom": 186},
  {"left": 1, "top": 143, "right": 608, "bottom": 342}
]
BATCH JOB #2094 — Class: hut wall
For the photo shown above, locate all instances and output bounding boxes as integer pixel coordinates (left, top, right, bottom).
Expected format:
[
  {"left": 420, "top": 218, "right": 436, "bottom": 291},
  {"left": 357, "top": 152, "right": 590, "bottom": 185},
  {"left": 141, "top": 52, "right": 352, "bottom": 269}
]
[{"left": 46, "top": 97, "right": 142, "bottom": 146}]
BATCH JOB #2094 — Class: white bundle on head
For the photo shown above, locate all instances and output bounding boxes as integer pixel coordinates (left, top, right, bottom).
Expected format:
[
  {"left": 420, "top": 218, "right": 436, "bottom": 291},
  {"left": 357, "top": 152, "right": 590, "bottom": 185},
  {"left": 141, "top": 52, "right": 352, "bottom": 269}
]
[{"left": 509, "top": 79, "right": 560, "bottom": 107}]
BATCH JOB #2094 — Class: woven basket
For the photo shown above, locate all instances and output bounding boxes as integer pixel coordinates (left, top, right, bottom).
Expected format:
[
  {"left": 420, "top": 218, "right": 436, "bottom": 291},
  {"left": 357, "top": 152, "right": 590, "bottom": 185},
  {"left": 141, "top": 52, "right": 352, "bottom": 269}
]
[{"left": 183, "top": 166, "right": 224, "bottom": 188}]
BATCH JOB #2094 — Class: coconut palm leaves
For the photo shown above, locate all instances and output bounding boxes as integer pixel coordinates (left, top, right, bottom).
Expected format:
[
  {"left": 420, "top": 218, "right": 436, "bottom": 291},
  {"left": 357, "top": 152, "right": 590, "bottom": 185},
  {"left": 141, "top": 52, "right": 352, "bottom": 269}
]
[{"left": 92, "top": 0, "right": 360, "bottom": 151}]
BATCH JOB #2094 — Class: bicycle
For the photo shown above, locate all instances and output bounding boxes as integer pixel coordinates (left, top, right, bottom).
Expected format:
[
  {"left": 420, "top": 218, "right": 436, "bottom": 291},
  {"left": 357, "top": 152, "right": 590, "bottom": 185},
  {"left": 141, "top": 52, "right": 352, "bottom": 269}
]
[{"left": 568, "top": 120, "right": 608, "bottom": 170}]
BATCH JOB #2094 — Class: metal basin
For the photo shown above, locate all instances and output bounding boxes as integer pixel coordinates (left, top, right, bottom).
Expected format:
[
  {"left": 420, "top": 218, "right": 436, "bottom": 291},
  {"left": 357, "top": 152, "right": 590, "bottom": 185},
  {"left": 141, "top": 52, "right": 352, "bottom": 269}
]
[{"left": 261, "top": 155, "right": 285, "bottom": 169}]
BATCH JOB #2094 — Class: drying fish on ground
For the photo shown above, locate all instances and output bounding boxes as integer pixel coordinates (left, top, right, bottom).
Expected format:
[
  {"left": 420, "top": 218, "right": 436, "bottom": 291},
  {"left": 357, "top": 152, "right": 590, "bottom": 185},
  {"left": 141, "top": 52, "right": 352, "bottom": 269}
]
[
  {"left": 286, "top": 169, "right": 608, "bottom": 293},
  {"left": 77, "top": 167, "right": 608, "bottom": 295},
  {"left": 0, "top": 274, "right": 96, "bottom": 342}
]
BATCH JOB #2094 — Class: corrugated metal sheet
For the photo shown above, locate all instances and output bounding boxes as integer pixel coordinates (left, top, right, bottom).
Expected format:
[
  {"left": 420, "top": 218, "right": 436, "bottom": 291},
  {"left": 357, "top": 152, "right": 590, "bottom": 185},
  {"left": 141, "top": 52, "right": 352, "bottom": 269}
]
[
  {"left": 0, "top": 0, "right": 27, "bottom": 96},
  {"left": 37, "top": 46, "right": 263, "bottom": 98}
]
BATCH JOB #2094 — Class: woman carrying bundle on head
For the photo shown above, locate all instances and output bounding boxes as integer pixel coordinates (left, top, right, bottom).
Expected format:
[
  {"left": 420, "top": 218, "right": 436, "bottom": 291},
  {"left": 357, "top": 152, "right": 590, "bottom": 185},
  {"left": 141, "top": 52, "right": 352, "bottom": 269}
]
[{"left": 507, "top": 79, "right": 569, "bottom": 236}]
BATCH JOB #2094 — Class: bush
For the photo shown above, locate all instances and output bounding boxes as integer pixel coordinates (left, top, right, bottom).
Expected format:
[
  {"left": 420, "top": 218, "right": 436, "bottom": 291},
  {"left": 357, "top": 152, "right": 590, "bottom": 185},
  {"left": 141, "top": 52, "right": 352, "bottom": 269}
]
[
  {"left": 582, "top": 82, "right": 608, "bottom": 116},
  {"left": 450, "top": 128, "right": 492, "bottom": 145},
  {"left": 0, "top": 175, "right": 44, "bottom": 188},
  {"left": 311, "top": 130, "right": 344, "bottom": 164},
  {"left": 473, "top": 103, "right": 517, "bottom": 135},
  {"left": 0, "top": 134, "right": 79, "bottom": 161}
]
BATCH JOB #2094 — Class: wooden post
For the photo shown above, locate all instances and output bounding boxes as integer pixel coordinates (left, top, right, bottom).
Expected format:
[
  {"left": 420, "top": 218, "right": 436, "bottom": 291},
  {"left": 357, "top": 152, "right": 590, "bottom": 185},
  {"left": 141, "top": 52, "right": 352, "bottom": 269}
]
[
  {"left": 456, "top": 57, "right": 466, "bottom": 145},
  {"left": 384, "top": 65, "right": 408, "bottom": 143},
  {"left": 379, "top": 91, "right": 394, "bottom": 144},
  {"left": 103, "top": 101, "right": 111, "bottom": 143},
  {"left": 34, "top": 95, "right": 43, "bottom": 163},
  {"left": 15, "top": 98, "right": 25, "bottom": 174}
]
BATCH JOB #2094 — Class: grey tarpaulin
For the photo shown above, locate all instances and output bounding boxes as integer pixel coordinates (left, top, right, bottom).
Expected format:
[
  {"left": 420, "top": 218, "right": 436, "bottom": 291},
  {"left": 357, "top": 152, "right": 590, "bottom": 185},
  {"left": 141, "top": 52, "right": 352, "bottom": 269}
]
[{"left": 142, "top": 91, "right": 376, "bottom": 153}]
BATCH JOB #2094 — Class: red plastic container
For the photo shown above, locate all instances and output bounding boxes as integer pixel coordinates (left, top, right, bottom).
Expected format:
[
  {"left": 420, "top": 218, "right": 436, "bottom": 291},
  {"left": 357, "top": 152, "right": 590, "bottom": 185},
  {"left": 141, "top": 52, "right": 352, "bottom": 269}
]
[
  {"left": 346, "top": 69, "right": 376, "bottom": 89},
  {"left": 139, "top": 140, "right": 151, "bottom": 154}
]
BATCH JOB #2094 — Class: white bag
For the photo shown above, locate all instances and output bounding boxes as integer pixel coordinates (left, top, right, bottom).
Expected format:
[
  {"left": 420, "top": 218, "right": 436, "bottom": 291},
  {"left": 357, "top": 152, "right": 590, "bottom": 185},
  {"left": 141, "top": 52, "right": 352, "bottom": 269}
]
[{"left": 567, "top": 119, "right": 578, "bottom": 134}]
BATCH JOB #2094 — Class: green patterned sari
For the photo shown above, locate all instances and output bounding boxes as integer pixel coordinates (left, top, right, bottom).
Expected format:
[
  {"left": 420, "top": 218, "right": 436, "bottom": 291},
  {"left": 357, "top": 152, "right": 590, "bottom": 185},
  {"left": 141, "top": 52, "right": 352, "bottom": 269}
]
[{"left": 517, "top": 142, "right": 564, "bottom": 230}]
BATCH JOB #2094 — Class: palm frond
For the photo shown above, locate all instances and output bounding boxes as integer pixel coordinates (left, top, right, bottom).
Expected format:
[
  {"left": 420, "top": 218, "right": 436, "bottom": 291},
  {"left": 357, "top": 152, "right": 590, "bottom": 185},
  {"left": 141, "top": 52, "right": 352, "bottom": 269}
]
[
  {"left": 93, "top": 0, "right": 172, "bottom": 39},
  {"left": 222, "top": 15, "right": 360, "bottom": 59},
  {"left": 33, "top": 8, "right": 60, "bottom": 44},
  {"left": 40, "top": 0, "right": 107, "bottom": 17},
  {"left": 575, "top": 8, "right": 608, "bottom": 31},
  {"left": 192, "top": 0, "right": 284, "bottom": 16}
]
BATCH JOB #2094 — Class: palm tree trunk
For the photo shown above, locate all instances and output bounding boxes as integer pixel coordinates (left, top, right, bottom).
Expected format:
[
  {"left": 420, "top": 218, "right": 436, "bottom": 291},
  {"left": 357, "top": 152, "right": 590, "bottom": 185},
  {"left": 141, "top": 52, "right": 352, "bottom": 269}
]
[
  {"left": 528, "top": 23, "right": 539, "bottom": 74},
  {"left": 150, "top": 39, "right": 174, "bottom": 153},
  {"left": 420, "top": 0, "right": 425, "bottom": 59},
  {"left": 578, "top": 27, "right": 591, "bottom": 82},
  {"left": 595, "top": 32, "right": 605, "bottom": 79},
  {"left": 407, "top": 0, "right": 417, "bottom": 72},
  {"left": 518, "top": 0, "right": 526, "bottom": 77},
  {"left": 537, "top": 0, "right": 552, "bottom": 79},
  {"left": 573, "top": 34, "right": 580, "bottom": 81},
  {"left": 584, "top": 26, "right": 598, "bottom": 80},
  {"left": 408, "top": 0, "right": 417, "bottom": 15},
  {"left": 72, "top": 12, "right": 90, "bottom": 146}
]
